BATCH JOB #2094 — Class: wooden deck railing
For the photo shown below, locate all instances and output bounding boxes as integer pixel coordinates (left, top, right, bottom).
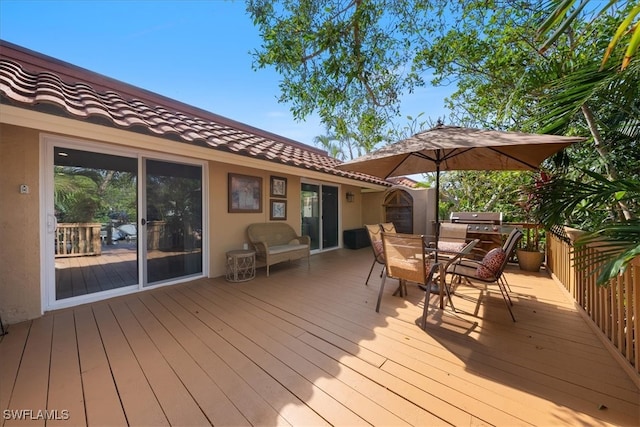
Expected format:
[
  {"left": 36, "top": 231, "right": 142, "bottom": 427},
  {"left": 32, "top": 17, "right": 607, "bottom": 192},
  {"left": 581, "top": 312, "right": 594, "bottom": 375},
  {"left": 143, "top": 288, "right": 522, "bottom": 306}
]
[
  {"left": 55, "top": 223, "right": 102, "bottom": 257},
  {"left": 546, "top": 228, "right": 639, "bottom": 376}
]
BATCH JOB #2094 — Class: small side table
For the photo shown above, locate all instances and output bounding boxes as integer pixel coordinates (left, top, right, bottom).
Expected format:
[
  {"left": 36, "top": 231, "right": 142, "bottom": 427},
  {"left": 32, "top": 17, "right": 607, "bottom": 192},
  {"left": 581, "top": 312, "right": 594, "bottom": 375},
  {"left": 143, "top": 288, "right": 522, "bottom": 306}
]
[{"left": 225, "top": 249, "right": 256, "bottom": 282}]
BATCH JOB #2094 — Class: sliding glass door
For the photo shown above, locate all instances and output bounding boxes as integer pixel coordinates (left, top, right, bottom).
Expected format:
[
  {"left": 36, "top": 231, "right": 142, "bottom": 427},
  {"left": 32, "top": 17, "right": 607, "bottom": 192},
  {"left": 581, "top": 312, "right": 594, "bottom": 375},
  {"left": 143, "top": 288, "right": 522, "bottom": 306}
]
[
  {"left": 301, "top": 182, "right": 339, "bottom": 252},
  {"left": 52, "top": 146, "right": 139, "bottom": 300},
  {"left": 144, "top": 159, "right": 202, "bottom": 285},
  {"left": 45, "top": 138, "right": 205, "bottom": 308}
]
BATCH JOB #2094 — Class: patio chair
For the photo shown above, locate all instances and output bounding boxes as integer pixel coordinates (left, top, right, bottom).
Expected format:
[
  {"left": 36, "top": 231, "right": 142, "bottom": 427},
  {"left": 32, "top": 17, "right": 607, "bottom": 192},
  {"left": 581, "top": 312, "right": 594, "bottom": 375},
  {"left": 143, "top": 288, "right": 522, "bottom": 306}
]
[
  {"left": 430, "top": 222, "right": 469, "bottom": 252},
  {"left": 446, "top": 228, "right": 523, "bottom": 322},
  {"left": 377, "top": 233, "right": 478, "bottom": 319},
  {"left": 364, "top": 224, "right": 386, "bottom": 286},
  {"left": 379, "top": 222, "right": 397, "bottom": 234},
  {"left": 417, "top": 238, "right": 480, "bottom": 326}
]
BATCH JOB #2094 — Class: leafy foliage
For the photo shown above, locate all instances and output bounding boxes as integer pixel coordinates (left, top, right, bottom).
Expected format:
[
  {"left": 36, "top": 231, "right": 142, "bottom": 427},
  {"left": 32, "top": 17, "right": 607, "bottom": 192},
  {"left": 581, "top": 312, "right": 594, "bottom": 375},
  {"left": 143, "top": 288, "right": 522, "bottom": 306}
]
[
  {"left": 55, "top": 166, "right": 136, "bottom": 224},
  {"left": 533, "top": 170, "right": 639, "bottom": 283},
  {"left": 437, "top": 170, "right": 535, "bottom": 222}
]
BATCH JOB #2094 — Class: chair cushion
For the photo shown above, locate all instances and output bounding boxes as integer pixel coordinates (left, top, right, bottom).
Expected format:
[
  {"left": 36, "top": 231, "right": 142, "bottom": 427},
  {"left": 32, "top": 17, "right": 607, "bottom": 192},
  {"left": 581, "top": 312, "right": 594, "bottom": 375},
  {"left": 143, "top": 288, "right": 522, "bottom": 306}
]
[
  {"left": 372, "top": 240, "right": 383, "bottom": 258},
  {"left": 437, "top": 241, "right": 466, "bottom": 253},
  {"left": 477, "top": 247, "right": 506, "bottom": 279}
]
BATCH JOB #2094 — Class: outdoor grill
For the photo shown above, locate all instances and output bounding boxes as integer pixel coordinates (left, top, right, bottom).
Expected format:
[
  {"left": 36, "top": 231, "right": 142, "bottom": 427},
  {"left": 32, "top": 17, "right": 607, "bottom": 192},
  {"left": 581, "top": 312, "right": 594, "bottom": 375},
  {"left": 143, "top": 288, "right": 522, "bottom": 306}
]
[
  {"left": 450, "top": 212, "right": 503, "bottom": 252},
  {"left": 450, "top": 211, "right": 503, "bottom": 234}
]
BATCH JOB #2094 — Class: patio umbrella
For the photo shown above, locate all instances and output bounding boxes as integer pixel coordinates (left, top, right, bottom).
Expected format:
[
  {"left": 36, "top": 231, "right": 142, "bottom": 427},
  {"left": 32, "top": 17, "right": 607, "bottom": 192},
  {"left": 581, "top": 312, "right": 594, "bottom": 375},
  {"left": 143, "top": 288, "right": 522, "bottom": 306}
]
[{"left": 336, "top": 125, "right": 585, "bottom": 243}]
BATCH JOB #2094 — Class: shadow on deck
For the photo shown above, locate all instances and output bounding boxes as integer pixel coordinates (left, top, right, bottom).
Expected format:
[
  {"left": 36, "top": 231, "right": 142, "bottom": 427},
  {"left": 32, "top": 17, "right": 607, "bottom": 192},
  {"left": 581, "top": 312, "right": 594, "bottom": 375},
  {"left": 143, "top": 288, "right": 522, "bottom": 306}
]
[{"left": 1, "top": 248, "right": 638, "bottom": 426}]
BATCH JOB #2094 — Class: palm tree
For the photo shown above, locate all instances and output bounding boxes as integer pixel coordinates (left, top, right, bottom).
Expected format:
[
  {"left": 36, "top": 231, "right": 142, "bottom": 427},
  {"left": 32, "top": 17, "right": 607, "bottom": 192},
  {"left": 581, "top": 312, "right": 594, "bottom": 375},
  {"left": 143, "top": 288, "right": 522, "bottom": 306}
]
[
  {"left": 537, "top": 0, "right": 639, "bottom": 71},
  {"left": 532, "top": 0, "right": 640, "bottom": 285},
  {"left": 533, "top": 170, "right": 639, "bottom": 285}
]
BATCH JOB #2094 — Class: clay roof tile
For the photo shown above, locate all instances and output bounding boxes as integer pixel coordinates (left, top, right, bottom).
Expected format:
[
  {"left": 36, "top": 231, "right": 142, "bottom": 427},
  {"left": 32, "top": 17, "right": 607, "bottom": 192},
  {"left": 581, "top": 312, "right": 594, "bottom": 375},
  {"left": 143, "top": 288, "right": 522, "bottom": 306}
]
[{"left": 0, "top": 42, "right": 393, "bottom": 187}]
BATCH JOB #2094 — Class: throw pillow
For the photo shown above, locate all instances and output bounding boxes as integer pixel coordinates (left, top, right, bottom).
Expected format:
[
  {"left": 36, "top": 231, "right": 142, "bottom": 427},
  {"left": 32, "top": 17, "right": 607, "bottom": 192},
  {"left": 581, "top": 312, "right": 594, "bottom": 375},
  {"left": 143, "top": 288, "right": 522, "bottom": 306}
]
[{"left": 476, "top": 247, "right": 506, "bottom": 279}]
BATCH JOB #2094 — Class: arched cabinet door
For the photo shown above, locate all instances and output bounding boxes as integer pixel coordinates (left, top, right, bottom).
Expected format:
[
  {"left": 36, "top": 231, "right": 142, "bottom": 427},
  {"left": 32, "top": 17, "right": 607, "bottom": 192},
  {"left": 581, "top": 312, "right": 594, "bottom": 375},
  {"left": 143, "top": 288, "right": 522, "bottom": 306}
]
[{"left": 383, "top": 189, "right": 413, "bottom": 234}]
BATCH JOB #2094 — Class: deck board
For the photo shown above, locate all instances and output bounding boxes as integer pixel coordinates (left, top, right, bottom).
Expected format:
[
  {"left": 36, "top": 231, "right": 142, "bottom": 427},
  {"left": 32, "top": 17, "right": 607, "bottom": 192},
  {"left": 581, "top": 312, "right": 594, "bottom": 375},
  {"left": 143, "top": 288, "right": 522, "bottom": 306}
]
[
  {"left": 47, "top": 311, "right": 86, "bottom": 427},
  {"left": 74, "top": 306, "right": 128, "bottom": 426},
  {"left": 141, "top": 292, "right": 294, "bottom": 426},
  {"left": 1, "top": 248, "right": 638, "bottom": 426},
  {"left": 0, "top": 321, "right": 30, "bottom": 422},
  {"left": 109, "top": 300, "right": 211, "bottom": 426},
  {"left": 189, "top": 283, "right": 421, "bottom": 426},
  {"left": 91, "top": 303, "right": 169, "bottom": 426},
  {"left": 4, "top": 316, "right": 52, "bottom": 427},
  {"left": 168, "top": 287, "right": 341, "bottom": 426},
  {"left": 123, "top": 296, "right": 251, "bottom": 426}
]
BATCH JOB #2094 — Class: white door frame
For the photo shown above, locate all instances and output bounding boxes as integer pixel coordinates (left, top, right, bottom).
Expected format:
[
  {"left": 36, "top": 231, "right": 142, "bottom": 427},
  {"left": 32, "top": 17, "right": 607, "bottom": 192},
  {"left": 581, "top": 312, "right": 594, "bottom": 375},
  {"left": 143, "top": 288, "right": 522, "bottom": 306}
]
[
  {"left": 300, "top": 179, "right": 342, "bottom": 254},
  {"left": 40, "top": 134, "right": 209, "bottom": 312}
]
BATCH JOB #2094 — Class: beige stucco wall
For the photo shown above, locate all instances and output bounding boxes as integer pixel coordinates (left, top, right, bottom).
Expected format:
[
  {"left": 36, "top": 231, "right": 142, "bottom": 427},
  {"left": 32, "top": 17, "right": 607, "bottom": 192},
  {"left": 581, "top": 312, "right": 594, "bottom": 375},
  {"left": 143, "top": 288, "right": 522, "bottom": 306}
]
[
  {"left": 341, "top": 184, "right": 363, "bottom": 231},
  {"left": 208, "top": 163, "right": 303, "bottom": 277},
  {"left": 0, "top": 124, "right": 41, "bottom": 323},
  {"left": 362, "top": 191, "right": 386, "bottom": 226}
]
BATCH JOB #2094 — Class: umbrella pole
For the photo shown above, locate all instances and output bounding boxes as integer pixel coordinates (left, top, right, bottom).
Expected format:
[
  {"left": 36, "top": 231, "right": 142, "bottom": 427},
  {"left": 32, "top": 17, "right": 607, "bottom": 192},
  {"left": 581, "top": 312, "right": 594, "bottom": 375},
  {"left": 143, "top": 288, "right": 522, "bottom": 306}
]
[{"left": 434, "top": 163, "right": 440, "bottom": 262}]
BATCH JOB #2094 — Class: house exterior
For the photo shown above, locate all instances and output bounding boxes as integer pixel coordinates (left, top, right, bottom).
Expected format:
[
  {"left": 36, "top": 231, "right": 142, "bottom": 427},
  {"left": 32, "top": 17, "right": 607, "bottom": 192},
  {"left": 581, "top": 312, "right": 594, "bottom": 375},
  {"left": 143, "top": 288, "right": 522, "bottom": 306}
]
[{"left": 0, "top": 41, "right": 435, "bottom": 324}]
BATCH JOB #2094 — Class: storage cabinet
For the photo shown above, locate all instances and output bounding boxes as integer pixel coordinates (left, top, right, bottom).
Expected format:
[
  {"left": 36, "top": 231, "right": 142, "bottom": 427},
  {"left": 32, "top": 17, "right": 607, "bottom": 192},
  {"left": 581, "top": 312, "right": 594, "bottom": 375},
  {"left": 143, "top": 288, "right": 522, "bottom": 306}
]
[{"left": 343, "top": 228, "right": 370, "bottom": 249}]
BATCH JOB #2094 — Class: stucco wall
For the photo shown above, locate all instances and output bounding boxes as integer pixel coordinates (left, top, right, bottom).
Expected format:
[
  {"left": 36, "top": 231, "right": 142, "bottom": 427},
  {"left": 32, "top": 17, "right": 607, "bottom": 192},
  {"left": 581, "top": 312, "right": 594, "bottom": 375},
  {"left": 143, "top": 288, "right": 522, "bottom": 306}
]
[
  {"left": 0, "top": 124, "right": 41, "bottom": 323},
  {"left": 208, "top": 163, "right": 303, "bottom": 277},
  {"left": 341, "top": 185, "right": 363, "bottom": 231},
  {"left": 362, "top": 191, "right": 385, "bottom": 226},
  {"left": 360, "top": 187, "right": 436, "bottom": 237}
]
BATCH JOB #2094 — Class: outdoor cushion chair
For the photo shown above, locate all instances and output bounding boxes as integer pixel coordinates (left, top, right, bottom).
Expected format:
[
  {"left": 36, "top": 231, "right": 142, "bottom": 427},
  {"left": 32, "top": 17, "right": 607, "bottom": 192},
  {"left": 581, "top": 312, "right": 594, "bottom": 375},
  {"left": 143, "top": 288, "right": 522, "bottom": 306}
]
[
  {"left": 364, "top": 222, "right": 397, "bottom": 286},
  {"left": 417, "top": 238, "right": 480, "bottom": 326},
  {"left": 430, "top": 222, "right": 469, "bottom": 253},
  {"left": 377, "top": 233, "right": 478, "bottom": 323},
  {"left": 379, "top": 222, "right": 397, "bottom": 234},
  {"left": 446, "top": 228, "right": 524, "bottom": 322},
  {"left": 364, "top": 224, "right": 386, "bottom": 286}
]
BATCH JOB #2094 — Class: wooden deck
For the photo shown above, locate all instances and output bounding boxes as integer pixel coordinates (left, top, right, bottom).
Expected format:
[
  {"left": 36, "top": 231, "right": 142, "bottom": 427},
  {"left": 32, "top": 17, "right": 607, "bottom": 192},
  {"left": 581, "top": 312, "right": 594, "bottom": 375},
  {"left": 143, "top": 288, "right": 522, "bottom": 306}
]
[{"left": 2, "top": 248, "right": 638, "bottom": 426}]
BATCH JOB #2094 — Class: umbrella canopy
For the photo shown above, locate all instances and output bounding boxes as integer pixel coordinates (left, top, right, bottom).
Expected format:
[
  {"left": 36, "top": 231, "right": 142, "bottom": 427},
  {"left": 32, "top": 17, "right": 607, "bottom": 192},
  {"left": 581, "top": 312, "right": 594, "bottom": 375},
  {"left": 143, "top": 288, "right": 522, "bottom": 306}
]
[
  {"left": 336, "top": 125, "right": 586, "bottom": 243},
  {"left": 337, "top": 125, "right": 585, "bottom": 177}
]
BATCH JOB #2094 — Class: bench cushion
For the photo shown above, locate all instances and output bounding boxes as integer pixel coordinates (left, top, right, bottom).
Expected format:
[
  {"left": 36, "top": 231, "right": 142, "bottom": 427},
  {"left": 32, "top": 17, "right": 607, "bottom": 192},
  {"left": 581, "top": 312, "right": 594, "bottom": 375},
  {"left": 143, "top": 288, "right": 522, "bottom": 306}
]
[{"left": 269, "top": 243, "right": 309, "bottom": 255}]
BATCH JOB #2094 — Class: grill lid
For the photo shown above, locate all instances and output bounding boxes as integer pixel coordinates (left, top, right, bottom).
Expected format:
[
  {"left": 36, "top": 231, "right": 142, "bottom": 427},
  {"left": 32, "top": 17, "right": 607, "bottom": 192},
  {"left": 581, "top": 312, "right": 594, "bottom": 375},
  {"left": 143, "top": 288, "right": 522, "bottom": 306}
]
[{"left": 450, "top": 212, "right": 502, "bottom": 225}]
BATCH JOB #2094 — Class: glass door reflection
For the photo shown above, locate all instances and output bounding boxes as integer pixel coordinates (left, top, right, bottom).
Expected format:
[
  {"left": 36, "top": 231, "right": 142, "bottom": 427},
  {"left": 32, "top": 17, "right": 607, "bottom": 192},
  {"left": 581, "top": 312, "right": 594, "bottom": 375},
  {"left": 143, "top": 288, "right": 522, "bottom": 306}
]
[
  {"left": 53, "top": 146, "right": 138, "bottom": 300},
  {"left": 145, "top": 159, "right": 203, "bottom": 285},
  {"left": 301, "top": 183, "right": 320, "bottom": 250}
]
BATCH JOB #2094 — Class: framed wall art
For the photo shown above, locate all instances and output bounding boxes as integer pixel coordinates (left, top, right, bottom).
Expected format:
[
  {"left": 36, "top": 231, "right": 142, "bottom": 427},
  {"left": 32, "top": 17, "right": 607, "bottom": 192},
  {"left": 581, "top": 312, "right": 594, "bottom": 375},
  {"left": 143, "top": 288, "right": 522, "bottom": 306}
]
[
  {"left": 228, "top": 173, "right": 262, "bottom": 213},
  {"left": 270, "top": 175, "right": 287, "bottom": 198},
  {"left": 270, "top": 199, "right": 287, "bottom": 220}
]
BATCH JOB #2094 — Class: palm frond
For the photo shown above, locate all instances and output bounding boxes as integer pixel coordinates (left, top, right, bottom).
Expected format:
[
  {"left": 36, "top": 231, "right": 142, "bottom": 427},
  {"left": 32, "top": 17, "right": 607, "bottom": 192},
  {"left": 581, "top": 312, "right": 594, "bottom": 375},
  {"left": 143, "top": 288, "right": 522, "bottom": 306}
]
[
  {"left": 573, "top": 220, "right": 640, "bottom": 284},
  {"left": 533, "top": 169, "right": 639, "bottom": 227}
]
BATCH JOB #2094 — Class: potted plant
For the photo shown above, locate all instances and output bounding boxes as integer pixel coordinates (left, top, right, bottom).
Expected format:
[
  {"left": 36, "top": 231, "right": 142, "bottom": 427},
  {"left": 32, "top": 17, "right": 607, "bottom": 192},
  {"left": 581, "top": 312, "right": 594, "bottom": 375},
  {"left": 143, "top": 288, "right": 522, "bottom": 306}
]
[
  {"left": 516, "top": 235, "right": 545, "bottom": 272},
  {"left": 515, "top": 172, "right": 547, "bottom": 272}
]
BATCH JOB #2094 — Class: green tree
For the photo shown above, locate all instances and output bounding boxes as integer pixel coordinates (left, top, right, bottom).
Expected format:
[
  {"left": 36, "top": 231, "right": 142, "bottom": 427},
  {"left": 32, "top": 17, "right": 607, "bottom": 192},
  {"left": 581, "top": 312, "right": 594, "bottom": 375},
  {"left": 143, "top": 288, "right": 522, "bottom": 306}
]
[
  {"left": 247, "top": 0, "right": 463, "bottom": 145},
  {"left": 248, "top": 1, "right": 636, "bottom": 150},
  {"left": 529, "top": 1, "right": 640, "bottom": 284}
]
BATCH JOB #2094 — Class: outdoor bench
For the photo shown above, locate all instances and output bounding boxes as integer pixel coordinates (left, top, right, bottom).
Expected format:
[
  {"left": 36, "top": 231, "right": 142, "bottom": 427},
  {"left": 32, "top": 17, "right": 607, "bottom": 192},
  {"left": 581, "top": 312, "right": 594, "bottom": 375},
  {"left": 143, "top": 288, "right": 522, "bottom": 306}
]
[{"left": 246, "top": 222, "right": 311, "bottom": 276}]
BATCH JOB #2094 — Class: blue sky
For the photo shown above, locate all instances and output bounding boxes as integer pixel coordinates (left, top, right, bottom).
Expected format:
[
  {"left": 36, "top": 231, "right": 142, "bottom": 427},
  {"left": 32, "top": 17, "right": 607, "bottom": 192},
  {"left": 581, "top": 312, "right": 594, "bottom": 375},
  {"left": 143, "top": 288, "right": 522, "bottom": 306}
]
[{"left": 0, "top": 0, "right": 453, "bottom": 148}]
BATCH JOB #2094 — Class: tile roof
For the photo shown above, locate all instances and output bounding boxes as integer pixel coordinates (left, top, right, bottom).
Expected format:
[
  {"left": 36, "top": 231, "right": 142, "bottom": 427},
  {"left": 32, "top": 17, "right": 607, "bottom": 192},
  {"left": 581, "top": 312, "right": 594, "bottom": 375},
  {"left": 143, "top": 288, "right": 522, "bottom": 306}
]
[
  {"left": 386, "top": 176, "right": 419, "bottom": 188},
  {"left": 0, "top": 41, "right": 390, "bottom": 187}
]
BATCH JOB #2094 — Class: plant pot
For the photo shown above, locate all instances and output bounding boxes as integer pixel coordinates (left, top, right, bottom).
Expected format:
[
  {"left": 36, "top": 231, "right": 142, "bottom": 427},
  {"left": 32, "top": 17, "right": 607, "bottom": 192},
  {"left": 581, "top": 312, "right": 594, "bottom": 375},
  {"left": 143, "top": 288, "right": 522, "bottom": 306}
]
[{"left": 516, "top": 249, "right": 545, "bottom": 272}]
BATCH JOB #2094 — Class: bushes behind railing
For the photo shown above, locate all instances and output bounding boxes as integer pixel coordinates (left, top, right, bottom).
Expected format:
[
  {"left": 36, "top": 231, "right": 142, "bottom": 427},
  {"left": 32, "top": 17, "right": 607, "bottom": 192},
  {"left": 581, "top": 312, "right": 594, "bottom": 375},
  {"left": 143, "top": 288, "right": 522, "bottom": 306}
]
[{"left": 547, "top": 228, "right": 639, "bottom": 376}]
